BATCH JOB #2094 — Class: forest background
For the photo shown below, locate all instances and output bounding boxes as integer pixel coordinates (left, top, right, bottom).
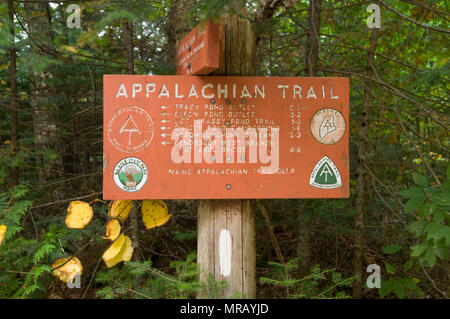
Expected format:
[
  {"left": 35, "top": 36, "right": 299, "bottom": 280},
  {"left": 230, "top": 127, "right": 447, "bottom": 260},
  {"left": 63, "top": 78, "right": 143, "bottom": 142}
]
[{"left": 0, "top": 0, "right": 448, "bottom": 299}]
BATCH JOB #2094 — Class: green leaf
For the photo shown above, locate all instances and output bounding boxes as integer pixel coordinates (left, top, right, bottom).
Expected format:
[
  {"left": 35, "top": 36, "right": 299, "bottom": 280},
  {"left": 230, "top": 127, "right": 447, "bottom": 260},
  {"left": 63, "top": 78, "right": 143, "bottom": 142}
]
[
  {"left": 393, "top": 279, "right": 406, "bottom": 299},
  {"left": 411, "top": 244, "right": 427, "bottom": 257},
  {"left": 404, "top": 196, "right": 424, "bottom": 213},
  {"left": 441, "top": 180, "right": 450, "bottom": 194},
  {"left": 433, "top": 209, "right": 444, "bottom": 223},
  {"left": 383, "top": 244, "right": 402, "bottom": 254},
  {"left": 434, "top": 247, "right": 449, "bottom": 260},
  {"left": 379, "top": 278, "right": 395, "bottom": 298},
  {"left": 384, "top": 262, "right": 396, "bottom": 274},
  {"left": 434, "top": 227, "right": 450, "bottom": 246},
  {"left": 11, "top": 184, "right": 29, "bottom": 199},
  {"left": 407, "top": 220, "right": 425, "bottom": 236},
  {"left": 422, "top": 249, "right": 436, "bottom": 267},
  {"left": 403, "top": 259, "right": 414, "bottom": 271},
  {"left": 431, "top": 192, "right": 450, "bottom": 207},
  {"left": 398, "top": 187, "right": 423, "bottom": 198},
  {"left": 446, "top": 163, "right": 450, "bottom": 179},
  {"left": 413, "top": 173, "right": 428, "bottom": 187},
  {"left": 420, "top": 202, "right": 436, "bottom": 218},
  {"left": 424, "top": 222, "right": 448, "bottom": 241}
]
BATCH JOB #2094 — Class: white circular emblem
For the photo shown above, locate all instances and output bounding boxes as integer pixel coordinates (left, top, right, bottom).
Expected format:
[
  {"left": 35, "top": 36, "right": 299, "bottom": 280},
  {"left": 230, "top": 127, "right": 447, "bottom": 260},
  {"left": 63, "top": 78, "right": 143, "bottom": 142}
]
[
  {"left": 107, "top": 106, "right": 154, "bottom": 153},
  {"left": 310, "top": 108, "right": 346, "bottom": 145},
  {"left": 113, "top": 157, "right": 148, "bottom": 192}
]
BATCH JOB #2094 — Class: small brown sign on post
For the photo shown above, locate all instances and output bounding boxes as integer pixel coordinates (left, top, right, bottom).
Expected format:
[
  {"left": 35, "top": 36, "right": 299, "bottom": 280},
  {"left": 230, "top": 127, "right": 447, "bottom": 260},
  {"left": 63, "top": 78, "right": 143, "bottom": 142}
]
[
  {"left": 176, "top": 20, "right": 220, "bottom": 75},
  {"left": 103, "top": 75, "right": 349, "bottom": 200}
]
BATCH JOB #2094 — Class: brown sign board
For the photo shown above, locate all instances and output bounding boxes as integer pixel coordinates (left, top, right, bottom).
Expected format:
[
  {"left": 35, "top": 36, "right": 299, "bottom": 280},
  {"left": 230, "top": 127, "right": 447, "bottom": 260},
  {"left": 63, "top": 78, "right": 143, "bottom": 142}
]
[
  {"left": 176, "top": 20, "right": 220, "bottom": 75},
  {"left": 103, "top": 75, "right": 349, "bottom": 200}
]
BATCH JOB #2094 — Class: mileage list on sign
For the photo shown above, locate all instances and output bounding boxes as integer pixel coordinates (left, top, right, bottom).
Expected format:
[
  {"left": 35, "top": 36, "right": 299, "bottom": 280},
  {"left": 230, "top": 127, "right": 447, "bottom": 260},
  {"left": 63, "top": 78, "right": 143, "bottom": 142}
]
[{"left": 103, "top": 75, "right": 349, "bottom": 199}]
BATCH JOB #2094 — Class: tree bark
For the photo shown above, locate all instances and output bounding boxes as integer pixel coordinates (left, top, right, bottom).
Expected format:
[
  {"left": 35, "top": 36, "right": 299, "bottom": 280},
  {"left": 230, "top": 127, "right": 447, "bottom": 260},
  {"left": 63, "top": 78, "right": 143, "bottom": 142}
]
[
  {"left": 296, "top": 0, "right": 322, "bottom": 277},
  {"left": 124, "top": 21, "right": 134, "bottom": 75},
  {"left": 165, "top": 0, "right": 194, "bottom": 67},
  {"left": 305, "top": 0, "right": 321, "bottom": 76},
  {"left": 25, "top": 2, "right": 62, "bottom": 183},
  {"left": 8, "top": 0, "right": 19, "bottom": 185},
  {"left": 296, "top": 199, "right": 311, "bottom": 276},
  {"left": 122, "top": 19, "right": 141, "bottom": 261},
  {"left": 353, "top": 28, "right": 379, "bottom": 298}
]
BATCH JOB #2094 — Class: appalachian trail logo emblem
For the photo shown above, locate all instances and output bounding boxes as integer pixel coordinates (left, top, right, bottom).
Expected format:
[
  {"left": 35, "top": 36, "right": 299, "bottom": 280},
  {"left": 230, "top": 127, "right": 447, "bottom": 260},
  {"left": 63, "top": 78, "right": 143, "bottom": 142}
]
[
  {"left": 310, "top": 108, "right": 346, "bottom": 145},
  {"left": 309, "top": 156, "right": 342, "bottom": 189},
  {"left": 113, "top": 157, "right": 148, "bottom": 192},
  {"left": 107, "top": 106, "right": 154, "bottom": 153}
]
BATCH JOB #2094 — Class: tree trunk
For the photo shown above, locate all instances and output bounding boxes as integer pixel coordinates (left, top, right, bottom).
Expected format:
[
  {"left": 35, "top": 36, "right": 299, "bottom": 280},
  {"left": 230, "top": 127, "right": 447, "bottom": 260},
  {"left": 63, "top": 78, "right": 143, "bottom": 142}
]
[
  {"left": 353, "top": 28, "right": 379, "bottom": 298},
  {"left": 124, "top": 21, "right": 134, "bottom": 75},
  {"left": 8, "top": 0, "right": 18, "bottom": 185},
  {"left": 296, "top": 0, "right": 322, "bottom": 277},
  {"left": 165, "top": 0, "right": 194, "bottom": 67},
  {"left": 305, "top": 0, "right": 321, "bottom": 76},
  {"left": 25, "top": 2, "right": 62, "bottom": 184},
  {"left": 296, "top": 199, "right": 311, "bottom": 276},
  {"left": 122, "top": 18, "right": 141, "bottom": 261}
]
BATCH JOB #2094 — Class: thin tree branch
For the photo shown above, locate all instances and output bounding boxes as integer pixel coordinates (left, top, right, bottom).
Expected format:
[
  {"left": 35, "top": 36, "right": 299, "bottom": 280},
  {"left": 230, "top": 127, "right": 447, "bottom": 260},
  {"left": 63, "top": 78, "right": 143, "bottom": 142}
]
[
  {"left": 256, "top": 200, "right": 285, "bottom": 265},
  {"left": 394, "top": 108, "right": 441, "bottom": 186},
  {"left": 377, "top": 0, "right": 450, "bottom": 34}
]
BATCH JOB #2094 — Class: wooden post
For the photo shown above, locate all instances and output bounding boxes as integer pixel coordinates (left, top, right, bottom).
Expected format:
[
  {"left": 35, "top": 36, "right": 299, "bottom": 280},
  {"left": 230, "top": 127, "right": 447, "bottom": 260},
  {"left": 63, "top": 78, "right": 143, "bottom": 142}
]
[{"left": 197, "top": 16, "right": 256, "bottom": 299}]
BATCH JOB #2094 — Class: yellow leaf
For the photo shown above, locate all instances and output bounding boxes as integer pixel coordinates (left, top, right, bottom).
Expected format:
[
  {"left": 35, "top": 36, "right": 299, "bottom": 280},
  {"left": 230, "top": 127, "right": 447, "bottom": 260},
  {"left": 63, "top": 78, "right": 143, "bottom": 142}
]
[
  {"left": 65, "top": 201, "right": 93, "bottom": 229},
  {"left": 0, "top": 225, "right": 7, "bottom": 245},
  {"left": 141, "top": 200, "right": 172, "bottom": 230},
  {"left": 52, "top": 257, "right": 83, "bottom": 283},
  {"left": 59, "top": 45, "right": 78, "bottom": 53},
  {"left": 103, "top": 233, "right": 125, "bottom": 260},
  {"left": 103, "top": 219, "right": 121, "bottom": 241},
  {"left": 102, "top": 234, "right": 133, "bottom": 268},
  {"left": 121, "top": 236, "right": 133, "bottom": 262},
  {"left": 108, "top": 200, "right": 133, "bottom": 223}
]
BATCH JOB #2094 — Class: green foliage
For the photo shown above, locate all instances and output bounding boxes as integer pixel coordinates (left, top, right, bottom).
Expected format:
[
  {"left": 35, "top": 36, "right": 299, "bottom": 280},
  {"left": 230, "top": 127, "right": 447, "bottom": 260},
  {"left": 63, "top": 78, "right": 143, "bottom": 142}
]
[
  {"left": 380, "top": 166, "right": 449, "bottom": 298},
  {"left": 0, "top": 184, "right": 48, "bottom": 298},
  {"left": 379, "top": 277, "right": 424, "bottom": 299},
  {"left": 383, "top": 244, "right": 402, "bottom": 254},
  {"left": 95, "top": 252, "right": 224, "bottom": 299},
  {"left": 260, "top": 260, "right": 355, "bottom": 299},
  {"left": 0, "top": 177, "right": 90, "bottom": 298},
  {"left": 172, "top": 230, "right": 197, "bottom": 241},
  {"left": 402, "top": 167, "right": 450, "bottom": 267}
]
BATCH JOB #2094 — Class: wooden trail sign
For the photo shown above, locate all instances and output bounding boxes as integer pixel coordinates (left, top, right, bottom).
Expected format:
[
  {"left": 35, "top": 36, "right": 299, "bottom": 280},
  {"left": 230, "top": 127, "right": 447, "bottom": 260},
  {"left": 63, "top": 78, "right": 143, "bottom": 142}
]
[
  {"left": 102, "top": 75, "right": 349, "bottom": 200},
  {"left": 176, "top": 20, "right": 220, "bottom": 75}
]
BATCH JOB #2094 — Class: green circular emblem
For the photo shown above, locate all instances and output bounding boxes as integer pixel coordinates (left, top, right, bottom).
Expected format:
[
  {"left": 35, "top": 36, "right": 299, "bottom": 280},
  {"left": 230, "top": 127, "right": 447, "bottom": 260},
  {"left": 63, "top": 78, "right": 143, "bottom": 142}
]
[{"left": 113, "top": 157, "right": 148, "bottom": 192}]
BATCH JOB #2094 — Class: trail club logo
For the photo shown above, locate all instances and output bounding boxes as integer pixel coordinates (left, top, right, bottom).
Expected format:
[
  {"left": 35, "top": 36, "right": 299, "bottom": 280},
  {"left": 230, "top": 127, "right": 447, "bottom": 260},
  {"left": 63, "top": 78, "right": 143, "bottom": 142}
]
[
  {"left": 310, "top": 108, "right": 345, "bottom": 145},
  {"left": 113, "top": 157, "right": 148, "bottom": 192},
  {"left": 309, "top": 156, "right": 342, "bottom": 189},
  {"left": 107, "top": 106, "right": 154, "bottom": 153}
]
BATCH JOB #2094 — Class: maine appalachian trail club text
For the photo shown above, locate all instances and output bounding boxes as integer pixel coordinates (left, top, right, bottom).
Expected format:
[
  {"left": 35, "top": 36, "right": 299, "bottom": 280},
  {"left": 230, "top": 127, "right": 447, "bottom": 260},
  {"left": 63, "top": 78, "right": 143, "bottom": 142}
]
[{"left": 179, "top": 302, "right": 269, "bottom": 317}]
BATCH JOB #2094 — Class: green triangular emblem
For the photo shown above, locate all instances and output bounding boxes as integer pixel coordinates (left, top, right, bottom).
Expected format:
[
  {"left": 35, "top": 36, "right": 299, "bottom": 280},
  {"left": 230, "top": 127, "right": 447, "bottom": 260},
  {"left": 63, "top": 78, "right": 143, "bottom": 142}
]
[{"left": 309, "top": 156, "right": 342, "bottom": 189}]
